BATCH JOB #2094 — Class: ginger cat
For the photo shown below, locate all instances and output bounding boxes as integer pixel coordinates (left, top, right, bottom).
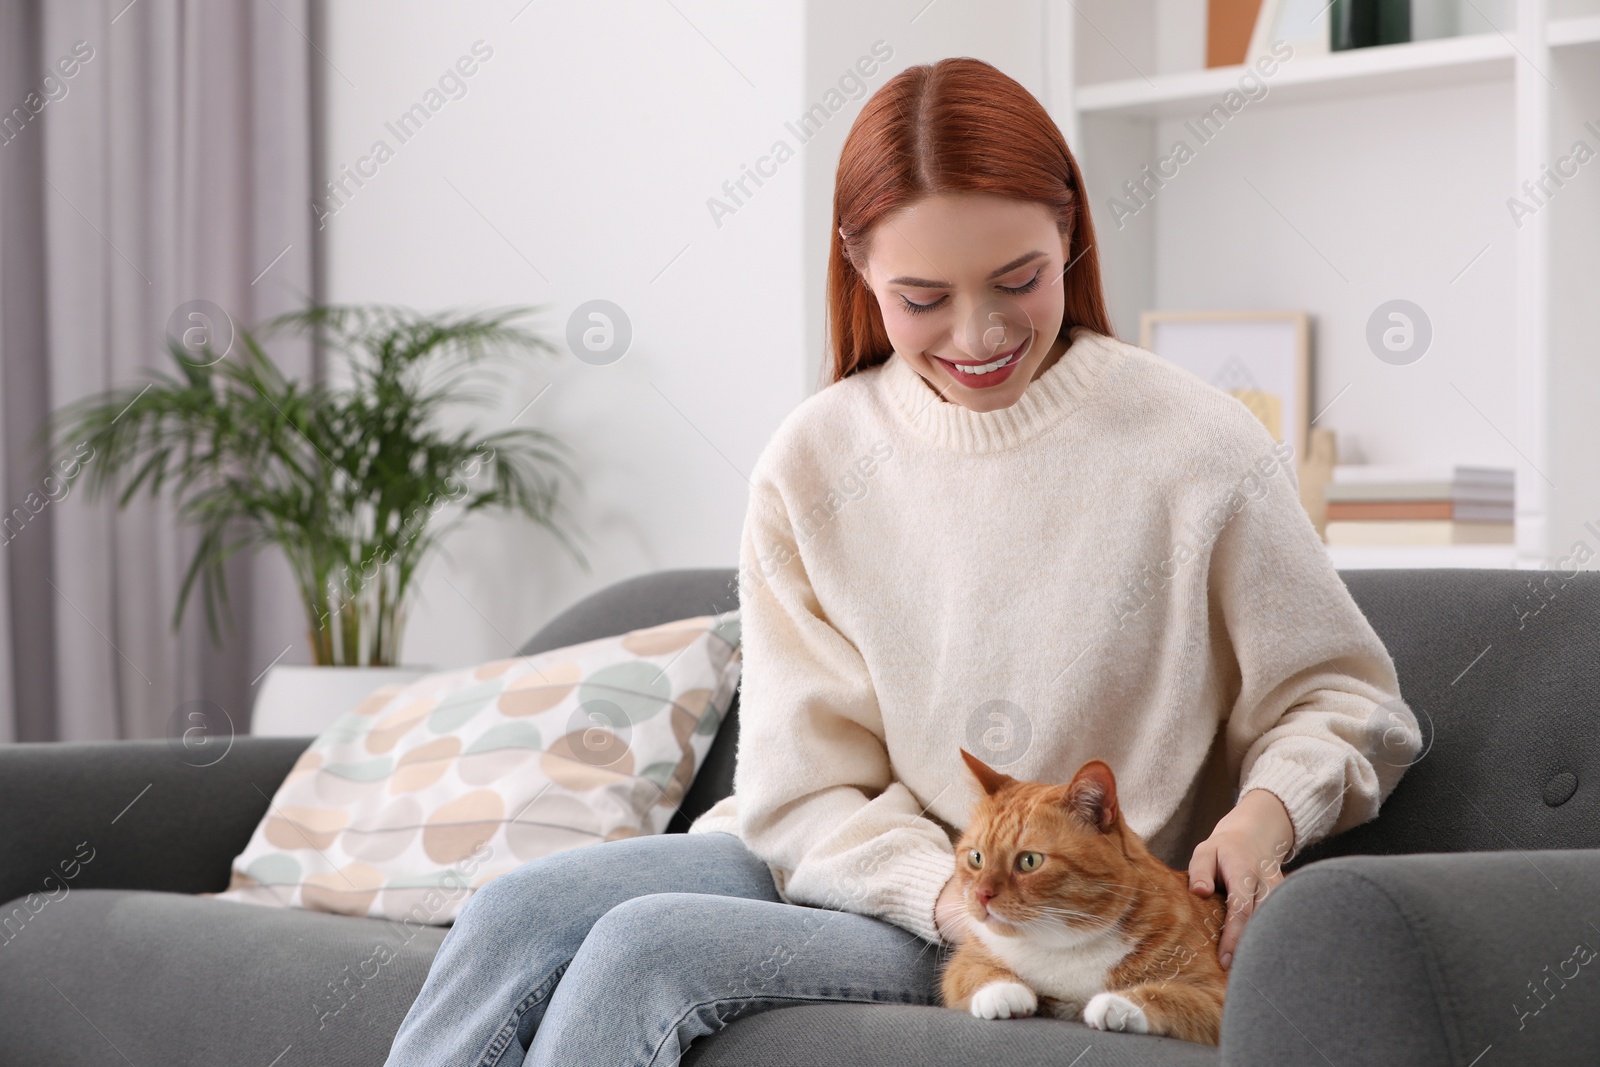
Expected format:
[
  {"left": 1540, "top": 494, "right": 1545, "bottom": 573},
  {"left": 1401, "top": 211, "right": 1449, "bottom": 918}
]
[{"left": 938, "top": 749, "right": 1228, "bottom": 1045}]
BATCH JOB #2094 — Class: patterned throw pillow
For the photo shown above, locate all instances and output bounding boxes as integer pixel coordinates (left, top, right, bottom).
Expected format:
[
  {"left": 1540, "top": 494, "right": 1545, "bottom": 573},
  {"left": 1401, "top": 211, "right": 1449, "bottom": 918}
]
[{"left": 212, "top": 610, "right": 740, "bottom": 924}]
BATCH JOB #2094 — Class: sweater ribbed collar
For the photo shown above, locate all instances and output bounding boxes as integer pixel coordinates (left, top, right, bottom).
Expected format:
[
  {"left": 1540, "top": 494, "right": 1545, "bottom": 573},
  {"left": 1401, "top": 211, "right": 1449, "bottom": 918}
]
[{"left": 880, "top": 326, "right": 1124, "bottom": 453}]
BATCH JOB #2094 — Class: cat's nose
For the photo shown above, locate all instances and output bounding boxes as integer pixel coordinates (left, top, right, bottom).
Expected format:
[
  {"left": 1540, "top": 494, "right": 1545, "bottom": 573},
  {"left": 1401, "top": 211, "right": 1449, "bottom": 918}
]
[{"left": 975, "top": 887, "right": 994, "bottom": 906}]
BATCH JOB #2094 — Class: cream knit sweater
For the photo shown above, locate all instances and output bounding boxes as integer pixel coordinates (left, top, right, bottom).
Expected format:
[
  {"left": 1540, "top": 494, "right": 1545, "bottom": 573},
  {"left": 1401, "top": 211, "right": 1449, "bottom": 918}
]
[{"left": 686, "top": 326, "right": 1420, "bottom": 945}]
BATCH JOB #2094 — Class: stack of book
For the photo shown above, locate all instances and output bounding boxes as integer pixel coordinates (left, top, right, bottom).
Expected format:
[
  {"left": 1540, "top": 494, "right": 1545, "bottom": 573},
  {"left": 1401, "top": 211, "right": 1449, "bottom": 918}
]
[{"left": 1323, "top": 465, "right": 1515, "bottom": 546}]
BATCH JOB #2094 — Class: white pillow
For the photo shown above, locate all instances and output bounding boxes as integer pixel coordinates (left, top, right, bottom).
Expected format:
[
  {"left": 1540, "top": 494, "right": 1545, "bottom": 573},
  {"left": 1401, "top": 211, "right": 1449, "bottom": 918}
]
[{"left": 210, "top": 610, "right": 740, "bottom": 925}]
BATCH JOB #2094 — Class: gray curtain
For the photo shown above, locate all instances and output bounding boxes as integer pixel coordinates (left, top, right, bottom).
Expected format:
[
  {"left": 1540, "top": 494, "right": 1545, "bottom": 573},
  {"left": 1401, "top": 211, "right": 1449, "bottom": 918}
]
[{"left": 0, "top": 0, "right": 318, "bottom": 742}]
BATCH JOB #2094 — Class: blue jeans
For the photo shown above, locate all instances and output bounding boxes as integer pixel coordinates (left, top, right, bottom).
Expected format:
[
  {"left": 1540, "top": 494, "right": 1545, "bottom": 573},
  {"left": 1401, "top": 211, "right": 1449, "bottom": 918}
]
[{"left": 381, "top": 831, "right": 945, "bottom": 1066}]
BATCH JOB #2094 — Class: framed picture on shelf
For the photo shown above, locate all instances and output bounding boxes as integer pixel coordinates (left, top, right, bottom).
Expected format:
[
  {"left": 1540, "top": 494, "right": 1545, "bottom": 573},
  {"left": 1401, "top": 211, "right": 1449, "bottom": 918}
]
[
  {"left": 1139, "top": 310, "right": 1311, "bottom": 466},
  {"left": 1247, "top": 0, "right": 1333, "bottom": 59}
]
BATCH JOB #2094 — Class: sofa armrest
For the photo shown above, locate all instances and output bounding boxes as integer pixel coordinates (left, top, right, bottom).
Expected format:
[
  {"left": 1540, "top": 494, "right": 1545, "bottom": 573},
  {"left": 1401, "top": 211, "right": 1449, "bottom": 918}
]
[
  {"left": 0, "top": 737, "right": 311, "bottom": 907},
  {"left": 1222, "top": 850, "right": 1600, "bottom": 1066}
]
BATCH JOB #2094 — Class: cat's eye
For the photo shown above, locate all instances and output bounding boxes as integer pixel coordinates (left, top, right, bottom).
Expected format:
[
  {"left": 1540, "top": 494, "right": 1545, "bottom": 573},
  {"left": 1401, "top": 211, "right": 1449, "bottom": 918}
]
[
  {"left": 967, "top": 848, "right": 983, "bottom": 869},
  {"left": 1016, "top": 851, "right": 1043, "bottom": 873}
]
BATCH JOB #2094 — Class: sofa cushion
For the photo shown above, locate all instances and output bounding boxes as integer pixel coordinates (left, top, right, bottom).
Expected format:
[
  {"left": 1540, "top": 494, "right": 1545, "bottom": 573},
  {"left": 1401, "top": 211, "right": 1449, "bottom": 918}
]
[
  {"left": 516, "top": 567, "right": 744, "bottom": 834},
  {"left": 1292, "top": 569, "right": 1600, "bottom": 869},
  {"left": 214, "top": 609, "right": 741, "bottom": 923},
  {"left": 2, "top": 886, "right": 1222, "bottom": 1067},
  {"left": 0, "top": 889, "right": 444, "bottom": 1066},
  {"left": 680, "top": 998, "right": 1219, "bottom": 1066},
  {"left": 0, "top": 737, "right": 312, "bottom": 907}
]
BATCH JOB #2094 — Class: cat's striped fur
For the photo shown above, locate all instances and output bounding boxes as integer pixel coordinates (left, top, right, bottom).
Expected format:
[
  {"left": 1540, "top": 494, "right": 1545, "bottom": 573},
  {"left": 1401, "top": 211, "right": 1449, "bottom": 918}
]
[{"left": 938, "top": 750, "right": 1228, "bottom": 1045}]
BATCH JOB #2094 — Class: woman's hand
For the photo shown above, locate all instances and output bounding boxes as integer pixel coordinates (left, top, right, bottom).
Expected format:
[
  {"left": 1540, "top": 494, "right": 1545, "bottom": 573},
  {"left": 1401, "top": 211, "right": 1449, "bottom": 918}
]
[
  {"left": 1187, "top": 788, "right": 1295, "bottom": 970},
  {"left": 933, "top": 872, "right": 969, "bottom": 944}
]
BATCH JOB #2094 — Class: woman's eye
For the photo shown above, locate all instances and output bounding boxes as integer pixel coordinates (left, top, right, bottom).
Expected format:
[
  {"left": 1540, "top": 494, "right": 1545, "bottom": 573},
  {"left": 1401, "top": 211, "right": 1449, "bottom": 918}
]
[
  {"left": 998, "top": 270, "right": 1043, "bottom": 296},
  {"left": 897, "top": 271, "right": 1043, "bottom": 314},
  {"left": 898, "top": 294, "right": 945, "bottom": 315}
]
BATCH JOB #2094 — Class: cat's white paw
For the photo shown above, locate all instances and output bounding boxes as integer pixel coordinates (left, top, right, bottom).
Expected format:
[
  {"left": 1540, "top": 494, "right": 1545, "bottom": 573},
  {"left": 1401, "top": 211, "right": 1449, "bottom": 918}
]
[
  {"left": 969, "top": 980, "right": 1038, "bottom": 1020},
  {"left": 1084, "top": 992, "right": 1149, "bottom": 1034}
]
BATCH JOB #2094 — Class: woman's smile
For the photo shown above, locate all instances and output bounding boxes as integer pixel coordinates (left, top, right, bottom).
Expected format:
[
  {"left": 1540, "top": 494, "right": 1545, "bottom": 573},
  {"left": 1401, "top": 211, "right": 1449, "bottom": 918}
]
[{"left": 931, "top": 337, "right": 1030, "bottom": 389}]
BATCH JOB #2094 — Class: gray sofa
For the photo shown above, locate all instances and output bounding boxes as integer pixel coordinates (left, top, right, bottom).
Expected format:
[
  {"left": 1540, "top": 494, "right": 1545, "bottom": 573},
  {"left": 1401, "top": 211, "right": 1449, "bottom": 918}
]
[{"left": 2, "top": 566, "right": 1597, "bottom": 1066}]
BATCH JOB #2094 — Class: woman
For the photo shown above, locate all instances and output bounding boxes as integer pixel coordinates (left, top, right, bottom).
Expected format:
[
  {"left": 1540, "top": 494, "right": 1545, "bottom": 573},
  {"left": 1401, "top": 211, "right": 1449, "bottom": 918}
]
[{"left": 383, "top": 56, "right": 1420, "bottom": 1066}]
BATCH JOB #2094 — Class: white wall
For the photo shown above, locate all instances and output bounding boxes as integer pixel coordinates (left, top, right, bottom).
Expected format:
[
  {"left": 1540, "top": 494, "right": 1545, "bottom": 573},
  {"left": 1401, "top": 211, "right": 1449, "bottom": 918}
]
[
  {"left": 1147, "top": 81, "right": 1519, "bottom": 472},
  {"left": 320, "top": 0, "right": 805, "bottom": 668},
  {"left": 1079, "top": 77, "right": 1522, "bottom": 479}
]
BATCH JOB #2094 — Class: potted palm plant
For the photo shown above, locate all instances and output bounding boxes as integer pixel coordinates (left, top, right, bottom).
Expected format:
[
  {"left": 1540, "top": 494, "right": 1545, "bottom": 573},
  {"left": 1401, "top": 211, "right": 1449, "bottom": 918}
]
[{"left": 50, "top": 303, "right": 589, "bottom": 732}]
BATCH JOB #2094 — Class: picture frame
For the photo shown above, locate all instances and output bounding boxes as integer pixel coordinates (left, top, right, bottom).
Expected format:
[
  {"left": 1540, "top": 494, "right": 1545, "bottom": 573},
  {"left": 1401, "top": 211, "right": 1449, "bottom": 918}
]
[
  {"left": 1247, "top": 0, "right": 1332, "bottom": 60},
  {"left": 1139, "top": 310, "right": 1312, "bottom": 467}
]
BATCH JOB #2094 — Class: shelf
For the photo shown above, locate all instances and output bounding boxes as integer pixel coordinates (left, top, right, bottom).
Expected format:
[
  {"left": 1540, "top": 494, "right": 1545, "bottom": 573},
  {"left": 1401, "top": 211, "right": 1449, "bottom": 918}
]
[
  {"left": 1326, "top": 543, "right": 1522, "bottom": 570},
  {"left": 1077, "top": 32, "right": 1515, "bottom": 118},
  {"left": 1063, "top": 6, "right": 1596, "bottom": 569},
  {"left": 1550, "top": 14, "right": 1600, "bottom": 47}
]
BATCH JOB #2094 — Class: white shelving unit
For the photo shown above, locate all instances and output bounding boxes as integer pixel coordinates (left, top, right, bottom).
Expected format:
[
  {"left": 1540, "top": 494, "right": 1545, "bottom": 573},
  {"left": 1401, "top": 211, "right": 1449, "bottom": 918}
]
[
  {"left": 1549, "top": 12, "right": 1600, "bottom": 43},
  {"left": 1325, "top": 543, "right": 1521, "bottom": 568},
  {"left": 1045, "top": 0, "right": 1600, "bottom": 570},
  {"left": 1076, "top": 31, "right": 1519, "bottom": 117}
]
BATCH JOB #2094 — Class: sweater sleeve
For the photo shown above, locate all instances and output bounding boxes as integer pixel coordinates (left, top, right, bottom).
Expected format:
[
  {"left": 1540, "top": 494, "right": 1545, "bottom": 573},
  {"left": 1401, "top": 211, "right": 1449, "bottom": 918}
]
[
  {"left": 1206, "top": 442, "right": 1423, "bottom": 863},
  {"left": 732, "top": 481, "right": 957, "bottom": 945}
]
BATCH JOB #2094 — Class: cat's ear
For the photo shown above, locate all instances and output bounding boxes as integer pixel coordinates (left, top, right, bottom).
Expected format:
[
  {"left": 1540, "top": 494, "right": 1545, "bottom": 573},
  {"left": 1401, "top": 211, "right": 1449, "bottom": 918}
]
[
  {"left": 958, "top": 747, "right": 1013, "bottom": 797},
  {"left": 1062, "top": 760, "right": 1119, "bottom": 833}
]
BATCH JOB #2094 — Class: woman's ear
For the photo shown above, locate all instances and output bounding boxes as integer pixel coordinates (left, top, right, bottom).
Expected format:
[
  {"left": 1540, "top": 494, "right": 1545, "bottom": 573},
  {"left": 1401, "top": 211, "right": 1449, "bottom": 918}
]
[
  {"left": 838, "top": 227, "right": 872, "bottom": 291},
  {"left": 855, "top": 261, "right": 874, "bottom": 295}
]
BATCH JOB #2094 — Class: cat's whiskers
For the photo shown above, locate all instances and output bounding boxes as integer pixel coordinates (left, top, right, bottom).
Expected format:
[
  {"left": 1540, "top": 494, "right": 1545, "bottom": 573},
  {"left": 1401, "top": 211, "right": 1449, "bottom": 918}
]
[
  {"left": 1026, "top": 904, "right": 1120, "bottom": 935},
  {"left": 1085, "top": 887, "right": 1142, "bottom": 903},
  {"left": 1029, "top": 903, "right": 1104, "bottom": 920},
  {"left": 942, "top": 758, "right": 1228, "bottom": 1043}
]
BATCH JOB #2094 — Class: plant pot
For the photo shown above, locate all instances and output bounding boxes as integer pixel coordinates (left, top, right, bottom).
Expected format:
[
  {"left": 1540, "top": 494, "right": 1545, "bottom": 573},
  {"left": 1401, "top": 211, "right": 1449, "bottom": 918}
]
[{"left": 251, "top": 665, "right": 433, "bottom": 738}]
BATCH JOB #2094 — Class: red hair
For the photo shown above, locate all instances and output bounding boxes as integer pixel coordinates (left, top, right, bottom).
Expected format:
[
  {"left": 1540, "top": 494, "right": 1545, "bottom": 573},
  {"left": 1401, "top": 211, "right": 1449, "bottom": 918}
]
[{"left": 826, "top": 57, "right": 1114, "bottom": 386}]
